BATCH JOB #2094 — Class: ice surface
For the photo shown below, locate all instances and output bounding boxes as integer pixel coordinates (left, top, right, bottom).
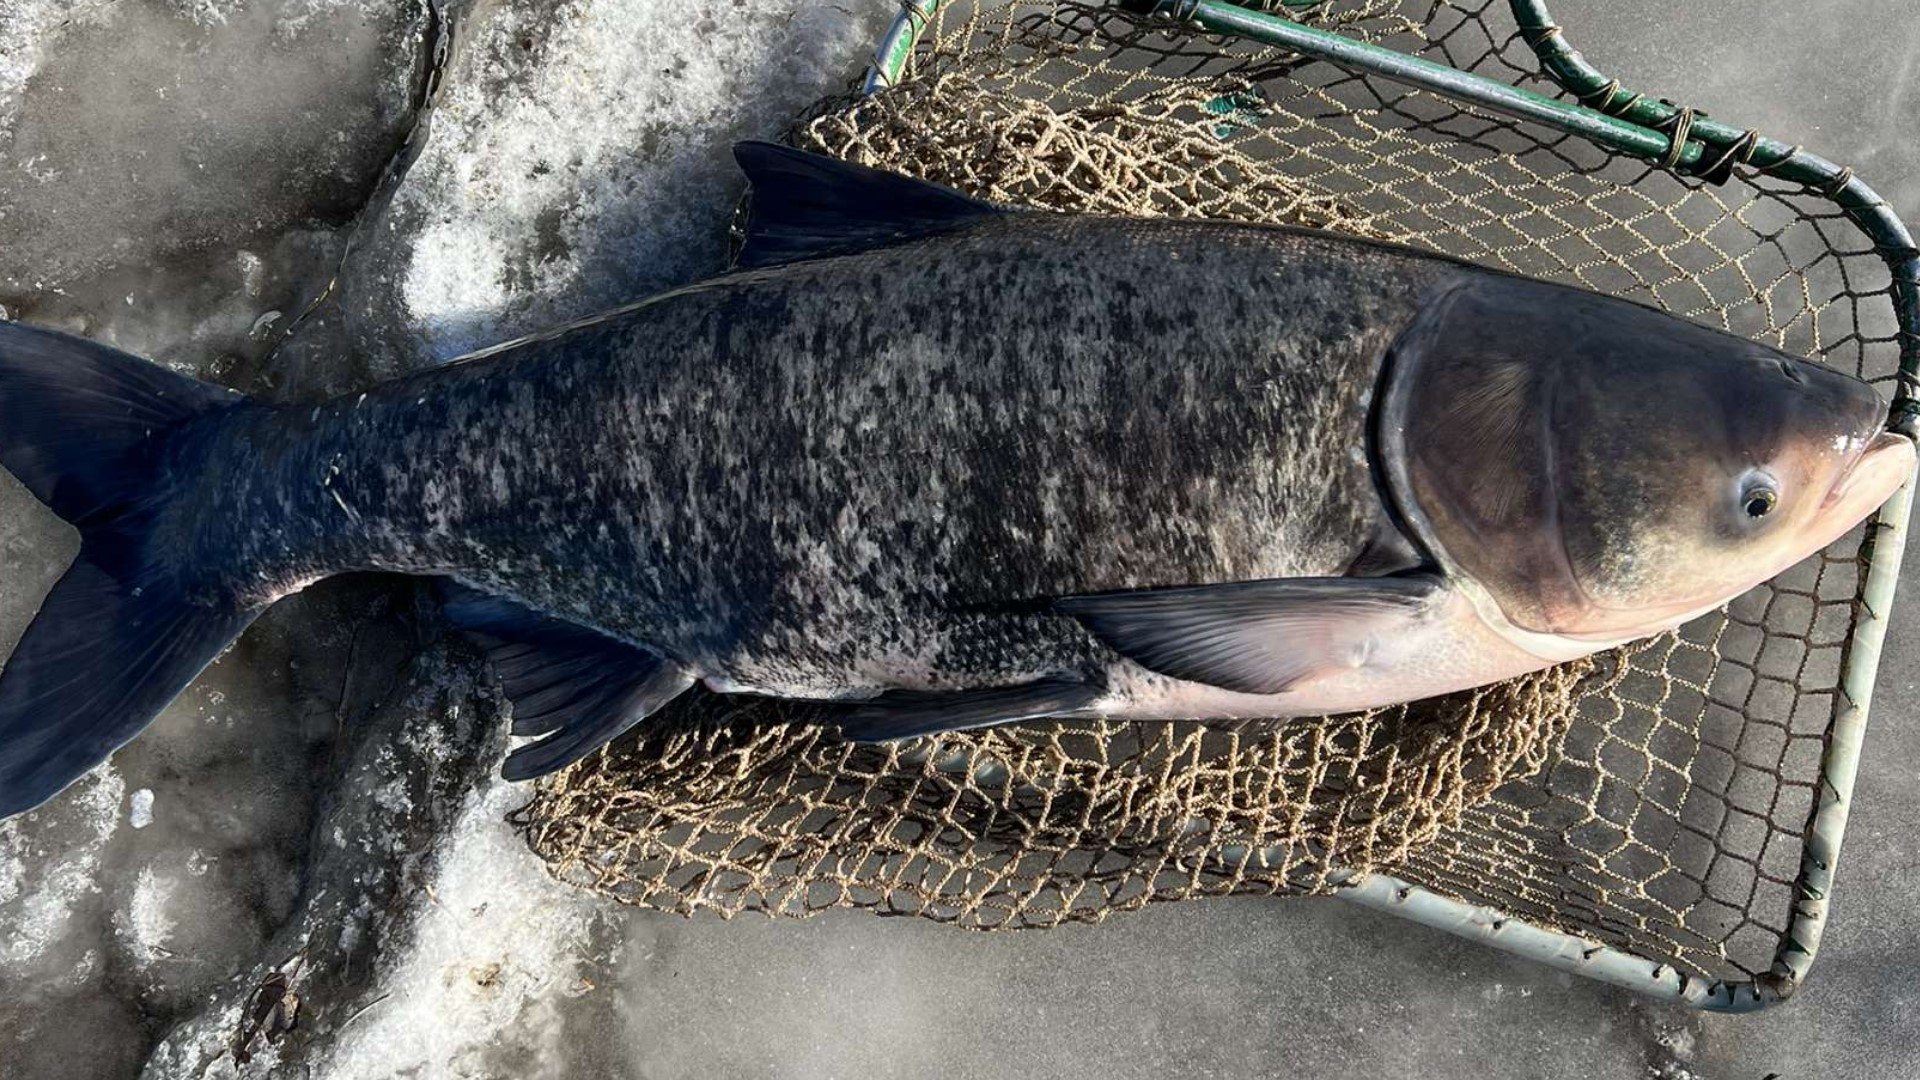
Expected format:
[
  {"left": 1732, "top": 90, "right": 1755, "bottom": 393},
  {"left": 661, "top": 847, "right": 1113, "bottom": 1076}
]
[
  {"left": 2, "top": 0, "right": 1918, "bottom": 1077},
  {"left": 136, "top": 641, "right": 497, "bottom": 1078},
  {"left": 3, "top": 3, "right": 891, "bottom": 1067},
  {"left": 0, "top": 0, "right": 426, "bottom": 296},
  {"left": 0, "top": 0, "right": 435, "bottom": 1071},
  {"left": 0, "top": 767, "right": 123, "bottom": 970}
]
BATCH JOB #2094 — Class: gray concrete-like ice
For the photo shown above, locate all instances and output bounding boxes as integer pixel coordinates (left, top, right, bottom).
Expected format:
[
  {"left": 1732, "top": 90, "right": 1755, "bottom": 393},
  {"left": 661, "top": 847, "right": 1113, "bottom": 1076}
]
[{"left": 1, "top": 0, "right": 1917, "bottom": 1077}]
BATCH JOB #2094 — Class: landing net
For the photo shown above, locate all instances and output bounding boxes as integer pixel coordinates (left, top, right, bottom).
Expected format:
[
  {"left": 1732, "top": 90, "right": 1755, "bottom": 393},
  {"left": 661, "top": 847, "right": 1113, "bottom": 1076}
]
[{"left": 518, "top": 0, "right": 1901, "bottom": 989}]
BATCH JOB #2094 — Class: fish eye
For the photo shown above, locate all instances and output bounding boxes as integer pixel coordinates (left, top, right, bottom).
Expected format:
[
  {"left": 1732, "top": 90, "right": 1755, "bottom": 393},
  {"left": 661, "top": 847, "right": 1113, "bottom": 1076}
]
[{"left": 1744, "top": 488, "right": 1779, "bottom": 519}]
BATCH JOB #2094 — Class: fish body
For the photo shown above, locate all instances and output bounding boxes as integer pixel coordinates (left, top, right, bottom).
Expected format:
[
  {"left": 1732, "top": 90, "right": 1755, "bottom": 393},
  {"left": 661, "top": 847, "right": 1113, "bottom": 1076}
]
[
  {"left": 0, "top": 144, "right": 1909, "bottom": 814},
  {"left": 201, "top": 213, "right": 1444, "bottom": 701}
]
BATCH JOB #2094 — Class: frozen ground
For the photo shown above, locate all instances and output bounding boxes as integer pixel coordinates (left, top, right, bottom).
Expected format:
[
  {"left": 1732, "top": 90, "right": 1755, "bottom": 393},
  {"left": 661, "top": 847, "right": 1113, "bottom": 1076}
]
[{"left": 0, "top": 0, "right": 1916, "bottom": 1077}]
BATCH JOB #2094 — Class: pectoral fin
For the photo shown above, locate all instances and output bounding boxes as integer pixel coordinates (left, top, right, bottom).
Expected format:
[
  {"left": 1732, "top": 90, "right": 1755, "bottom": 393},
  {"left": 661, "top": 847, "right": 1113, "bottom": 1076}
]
[{"left": 1058, "top": 574, "right": 1449, "bottom": 696}]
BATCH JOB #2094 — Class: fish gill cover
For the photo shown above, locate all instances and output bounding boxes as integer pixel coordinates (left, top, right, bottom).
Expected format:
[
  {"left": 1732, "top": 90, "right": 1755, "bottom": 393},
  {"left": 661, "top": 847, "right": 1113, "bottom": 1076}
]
[{"left": 518, "top": 0, "right": 1897, "bottom": 994}]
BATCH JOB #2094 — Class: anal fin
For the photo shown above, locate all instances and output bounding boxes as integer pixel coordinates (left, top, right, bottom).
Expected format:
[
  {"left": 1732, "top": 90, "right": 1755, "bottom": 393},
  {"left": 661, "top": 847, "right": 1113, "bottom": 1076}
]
[
  {"left": 836, "top": 677, "right": 1100, "bottom": 742},
  {"left": 440, "top": 585, "right": 692, "bottom": 780}
]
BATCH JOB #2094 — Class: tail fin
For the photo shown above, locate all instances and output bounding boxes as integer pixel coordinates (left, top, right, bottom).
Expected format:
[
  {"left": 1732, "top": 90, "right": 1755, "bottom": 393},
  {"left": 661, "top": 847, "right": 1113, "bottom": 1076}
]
[{"left": 0, "top": 320, "right": 260, "bottom": 818}]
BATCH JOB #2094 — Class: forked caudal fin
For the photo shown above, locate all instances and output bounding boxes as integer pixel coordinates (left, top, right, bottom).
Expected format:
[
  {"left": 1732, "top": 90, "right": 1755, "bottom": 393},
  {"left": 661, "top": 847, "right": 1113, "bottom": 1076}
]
[{"left": 0, "top": 319, "right": 260, "bottom": 818}]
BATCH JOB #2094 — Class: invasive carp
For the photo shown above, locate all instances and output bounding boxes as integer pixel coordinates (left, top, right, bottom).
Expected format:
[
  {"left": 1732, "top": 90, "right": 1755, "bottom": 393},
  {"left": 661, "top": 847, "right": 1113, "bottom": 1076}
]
[{"left": 0, "top": 143, "right": 1909, "bottom": 816}]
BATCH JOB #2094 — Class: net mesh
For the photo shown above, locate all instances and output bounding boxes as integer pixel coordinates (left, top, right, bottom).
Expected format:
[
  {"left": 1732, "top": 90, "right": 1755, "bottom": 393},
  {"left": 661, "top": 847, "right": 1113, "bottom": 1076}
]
[{"left": 516, "top": 0, "right": 1902, "bottom": 986}]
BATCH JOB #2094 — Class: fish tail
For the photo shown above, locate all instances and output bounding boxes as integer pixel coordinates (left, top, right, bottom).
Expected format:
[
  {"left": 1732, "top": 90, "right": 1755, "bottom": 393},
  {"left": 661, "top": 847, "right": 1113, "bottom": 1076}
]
[{"left": 0, "top": 319, "right": 264, "bottom": 818}]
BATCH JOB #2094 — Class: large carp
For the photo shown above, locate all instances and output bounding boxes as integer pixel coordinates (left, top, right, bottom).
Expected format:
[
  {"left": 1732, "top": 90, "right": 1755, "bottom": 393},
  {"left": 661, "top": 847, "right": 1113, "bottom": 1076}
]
[{"left": 0, "top": 144, "right": 1909, "bottom": 815}]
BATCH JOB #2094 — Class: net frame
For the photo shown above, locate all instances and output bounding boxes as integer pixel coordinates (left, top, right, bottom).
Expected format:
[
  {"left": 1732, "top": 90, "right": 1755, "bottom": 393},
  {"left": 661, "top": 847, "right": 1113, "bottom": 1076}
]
[{"left": 863, "top": 0, "right": 1919, "bottom": 1010}]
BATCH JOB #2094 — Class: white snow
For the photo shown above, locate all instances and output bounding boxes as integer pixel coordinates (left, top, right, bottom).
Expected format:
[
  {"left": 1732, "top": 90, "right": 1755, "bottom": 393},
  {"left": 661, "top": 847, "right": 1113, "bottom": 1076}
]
[
  {"left": 162, "top": 0, "right": 248, "bottom": 28},
  {"left": 128, "top": 788, "right": 155, "bottom": 829},
  {"left": 310, "top": 779, "right": 609, "bottom": 1080},
  {"left": 0, "top": 1, "right": 103, "bottom": 140},
  {"left": 0, "top": 767, "right": 123, "bottom": 970},
  {"left": 115, "top": 864, "right": 178, "bottom": 968},
  {"left": 394, "top": 0, "right": 883, "bottom": 360}
]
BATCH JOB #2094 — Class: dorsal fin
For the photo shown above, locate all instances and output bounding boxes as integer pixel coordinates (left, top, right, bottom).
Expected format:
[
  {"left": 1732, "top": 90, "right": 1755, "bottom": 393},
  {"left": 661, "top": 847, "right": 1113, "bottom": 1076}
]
[{"left": 732, "top": 141, "right": 1006, "bottom": 269}]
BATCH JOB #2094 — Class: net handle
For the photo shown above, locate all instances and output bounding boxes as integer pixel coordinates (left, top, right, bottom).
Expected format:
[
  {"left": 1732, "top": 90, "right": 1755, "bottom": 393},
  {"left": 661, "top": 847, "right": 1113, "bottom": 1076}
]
[
  {"left": 865, "top": 0, "right": 942, "bottom": 92},
  {"left": 1123, "top": 0, "right": 1719, "bottom": 167}
]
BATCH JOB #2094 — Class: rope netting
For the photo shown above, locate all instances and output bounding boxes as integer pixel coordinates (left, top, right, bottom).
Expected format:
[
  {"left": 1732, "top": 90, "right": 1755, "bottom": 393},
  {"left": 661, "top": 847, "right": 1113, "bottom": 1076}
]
[{"left": 517, "top": 0, "right": 1901, "bottom": 986}]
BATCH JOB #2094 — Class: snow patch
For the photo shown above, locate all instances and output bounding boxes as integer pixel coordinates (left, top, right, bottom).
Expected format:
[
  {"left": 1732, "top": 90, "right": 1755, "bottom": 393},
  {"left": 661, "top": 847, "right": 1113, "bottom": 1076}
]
[
  {"left": 115, "top": 864, "right": 178, "bottom": 967},
  {"left": 129, "top": 787, "right": 155, "bottom": 829},
  {"left": 0, "top": 1, "right": 111, "bottom": 139},
  {"left": 396, "top": 0, "right": 881, "bottom": 359},
  {"left": 163, "top": 0, "right": 248, "bottom": 27},
  {"left": 0, "top": 767, "right": 124, "bottom": 969},
  {"left": 274, "top": 0, "right": 358, "bottom": 38},
  {"left": 310, "top": 778, "right": 607, "bottom": 1079}
]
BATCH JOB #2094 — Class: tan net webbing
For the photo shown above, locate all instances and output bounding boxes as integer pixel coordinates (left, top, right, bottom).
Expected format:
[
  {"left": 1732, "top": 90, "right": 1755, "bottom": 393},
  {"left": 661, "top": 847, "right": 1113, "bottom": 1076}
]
[{"left": 518, "top": 0, "right": 1900, "bottom": 985}]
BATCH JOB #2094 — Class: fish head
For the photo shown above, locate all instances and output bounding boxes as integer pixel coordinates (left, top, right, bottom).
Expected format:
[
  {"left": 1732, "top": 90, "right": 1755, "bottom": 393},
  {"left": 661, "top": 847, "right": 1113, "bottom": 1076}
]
[{"left": 1381, "top": 275, "right": 1914, "bottom": 647}]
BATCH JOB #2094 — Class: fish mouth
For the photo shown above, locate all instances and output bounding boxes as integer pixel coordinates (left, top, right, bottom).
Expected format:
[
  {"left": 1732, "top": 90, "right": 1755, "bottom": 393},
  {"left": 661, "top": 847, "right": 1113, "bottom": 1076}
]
[{"left": 1821, "top": 429, "right": 1916, "bottom": 516}]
